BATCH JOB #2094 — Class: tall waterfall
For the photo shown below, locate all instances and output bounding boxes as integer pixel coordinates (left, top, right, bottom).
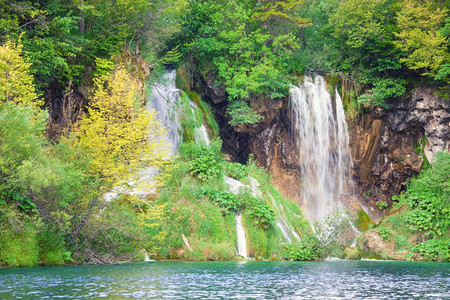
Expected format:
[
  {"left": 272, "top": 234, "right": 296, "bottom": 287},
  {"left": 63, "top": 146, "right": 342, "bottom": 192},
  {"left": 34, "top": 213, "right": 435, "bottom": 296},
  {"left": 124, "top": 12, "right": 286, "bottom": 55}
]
[
  {"left": 290, "top": 76, "right": 353, "bottom": 223},
  {"left": 148, "top": 69, "right": 182, "bottom": 154}
]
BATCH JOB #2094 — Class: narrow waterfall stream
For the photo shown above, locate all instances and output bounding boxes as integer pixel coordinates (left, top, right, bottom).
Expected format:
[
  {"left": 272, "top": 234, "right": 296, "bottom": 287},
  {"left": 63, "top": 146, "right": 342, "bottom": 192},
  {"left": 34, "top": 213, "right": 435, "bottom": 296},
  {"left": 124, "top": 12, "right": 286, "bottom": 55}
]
[
  {"left": 150, "top": 71, "right": 250, "bottom": 258},
  {"left": 290, "top": 76, "right": 353, "bottom": 223},
  {"left": 189, "top": 100, "right": 210, "bottom": 145},
  {"left": 268, "top": 193, "right": 301, "bottom": 243},
  {"left": 234, "top": 211, "right": 248, "bottom": 259},
  {"left": 103, "top": 70, "right": 182, "bottom": 202},
  {"left": 148, "top": 69, "right": 182, "bottom": 154}
]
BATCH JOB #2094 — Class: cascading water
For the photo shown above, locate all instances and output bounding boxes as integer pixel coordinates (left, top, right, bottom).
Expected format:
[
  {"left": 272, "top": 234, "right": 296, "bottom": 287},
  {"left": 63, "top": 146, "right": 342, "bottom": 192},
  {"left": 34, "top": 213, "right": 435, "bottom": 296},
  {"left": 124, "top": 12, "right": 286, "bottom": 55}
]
[
  {"left": 189, "top": 101, "right": 210, "bottom": 145},
  {"left": 289, "top": 75, "right": 353, "bottom": 223},
  {"left": 234, "top": 211, "right": 248, "bottom": 259},
  {"left": 147, "top": 69, "right": 182, "bottom": 154},
  {"left": 103, "top": 70, "right": 182, "bottom": 201},
  {"left": 268, "top": 193, "right": 301, "bottom": 243}
]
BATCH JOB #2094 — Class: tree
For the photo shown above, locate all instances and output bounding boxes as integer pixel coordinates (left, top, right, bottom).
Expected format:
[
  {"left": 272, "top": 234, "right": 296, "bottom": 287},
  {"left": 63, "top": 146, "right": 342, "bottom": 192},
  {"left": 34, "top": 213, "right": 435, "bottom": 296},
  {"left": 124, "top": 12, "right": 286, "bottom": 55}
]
[
  {"left": 394, "top": 0, "right": 449, "bottom": 80},
  {"left": 0, "top": 39, "right": 42, "bottom": 108},
  {"left": 76, "top": 65, "right": 168, "bottom": 188},
  {"left": 330, "top": 0, "right": 391, "bottom": 49},
  {"left": 179, "top": 0, "right": 308, "bottom": 125}
]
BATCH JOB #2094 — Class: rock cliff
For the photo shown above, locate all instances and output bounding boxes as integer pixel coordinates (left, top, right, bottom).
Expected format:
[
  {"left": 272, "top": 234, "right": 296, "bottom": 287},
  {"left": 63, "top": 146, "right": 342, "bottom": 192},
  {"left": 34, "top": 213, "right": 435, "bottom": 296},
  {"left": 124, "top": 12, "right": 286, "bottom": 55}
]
[
  {"left": 196, "top": 73, "right": 449, "bottom": 223},
  {"left": 350, "top": 87, "right": 449, "bottom": 221}
]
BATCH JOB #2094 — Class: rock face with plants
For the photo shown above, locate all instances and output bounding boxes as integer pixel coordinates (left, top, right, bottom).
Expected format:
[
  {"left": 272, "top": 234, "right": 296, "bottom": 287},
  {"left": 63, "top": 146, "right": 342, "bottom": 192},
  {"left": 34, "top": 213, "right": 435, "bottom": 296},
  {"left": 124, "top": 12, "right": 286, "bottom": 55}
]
[
  {"left": 349, "top": 87, "right": 449, "bottom": 221},
  {"left": 0, "top": 0, "right": 448, "bottom": 266}
]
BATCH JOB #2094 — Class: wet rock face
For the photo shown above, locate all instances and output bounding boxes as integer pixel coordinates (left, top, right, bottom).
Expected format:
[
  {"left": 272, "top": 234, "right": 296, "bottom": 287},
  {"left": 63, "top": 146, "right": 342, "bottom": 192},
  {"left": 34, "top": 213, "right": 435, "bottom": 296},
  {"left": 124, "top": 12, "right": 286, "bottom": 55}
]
[
  {"left": 350, "top": 87, "right": 449, "bottom": 221},
  {"left": 197, "top": 73, "right": 448, "bottom": 222},
  {"left": 196, "top": 72, "right": 300, "bottom": 202},
  {"left": 410, "top": 88, "right": 450, "bottom": 161}
]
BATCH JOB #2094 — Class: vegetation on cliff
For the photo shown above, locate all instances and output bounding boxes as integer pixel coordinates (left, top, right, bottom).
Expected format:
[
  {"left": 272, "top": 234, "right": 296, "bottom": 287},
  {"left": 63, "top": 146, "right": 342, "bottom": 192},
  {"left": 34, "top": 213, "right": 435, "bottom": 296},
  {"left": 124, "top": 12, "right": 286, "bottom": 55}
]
[
  {"left": 173, "top": 0, "right": 448, "bottom": 121},
  {"left": 0, "top": 0, "right": 448, "bottom": 266},
  {"left": 358, "top": 151, "right": 450, "bottom": 261}
]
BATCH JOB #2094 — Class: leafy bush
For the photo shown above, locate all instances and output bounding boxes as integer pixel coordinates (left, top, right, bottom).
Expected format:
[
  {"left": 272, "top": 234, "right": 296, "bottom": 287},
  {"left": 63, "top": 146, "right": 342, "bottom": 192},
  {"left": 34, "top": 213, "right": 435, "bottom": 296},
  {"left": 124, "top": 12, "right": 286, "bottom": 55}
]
[
  {"left": 180, "top": 140, "right": 224, "bottom": 181},
  {"left": 189, "top": 151, "right": 222, "bottom": 181},
  {"left": 401, "top": 151, "right": 449, "bottom": 238},
  {"left": 226, "top": 101, "right": 264, "bottom": 126},
  {"left": 200, "top": 189, "right": 241, "bottom": 213},
  {"left": 225, "top": 162, "right": 248, "bottom": 180},
  {"left": 377, "top": 227, "right": 390, "bottom": 241},
  {"left": 286, "top": 237, "right": 319, "bottom": 261},
  {"left": 410, "top": 240, "right": 450, "bottom": 262},
  {"left": 239, "top": 193, "right": 275, "bottom": 229},
  {"left": 358, "top": 77, "right": 407, "bottom": 109}
]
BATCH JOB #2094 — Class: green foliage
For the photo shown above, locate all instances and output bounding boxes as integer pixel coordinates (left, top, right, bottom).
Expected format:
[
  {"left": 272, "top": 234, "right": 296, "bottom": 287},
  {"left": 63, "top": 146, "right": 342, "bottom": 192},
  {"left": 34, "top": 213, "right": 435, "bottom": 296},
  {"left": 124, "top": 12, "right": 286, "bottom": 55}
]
[
  {"left": 178, "top": 0, "right": 300, "bottom": 110},
  {"left": 357, "top": 77, "right": 407, "bottom": 109},
  {"left": 225, "top": 162, "right": 248, "bottom": 181},
  {"left": 377, "top": 226, "right": 391, "bottom": 241},
  {"left": 226, "top": 101, "right": 264, "bottom": 126},
  {"left": 286, "top": 237, "right": 319, "bottom": 261},
  {"left": 180, "top": 140, "right": 224, "bottom": 182},
  {"left": 200, "top": 189, "right": 241, "bottom": 213},
  {"left": 180, "top": 139, "right": 223, "bottom": 160},
  {"left": 377, "top": 201, "right": 388, "bottom": 210},
  {"left": 0, "top": 0, "right": 182, "bottom": 90},
  {"left": 188, "top": 149, "right": 222, "bottom": 181},
  {"left": 0, "top": 38, "right": 42, "bottom": 107},
  {"left": 410, "top": 239, "right": 449, "bottom": 262},
  {"left": 394, "top": 0, "right": 449, "bottom": 80},
  {"left": 331, "top": 0, "right": 391, "bottom": 49},
  {"left": 400, "top": 151, "right": 449, "bottom": 238},
  {"left": 161, "top": 45, "right": 183, "bottom": 65},
  {"left": 239, "top": 192, "right": 275, "bottom": 229}
]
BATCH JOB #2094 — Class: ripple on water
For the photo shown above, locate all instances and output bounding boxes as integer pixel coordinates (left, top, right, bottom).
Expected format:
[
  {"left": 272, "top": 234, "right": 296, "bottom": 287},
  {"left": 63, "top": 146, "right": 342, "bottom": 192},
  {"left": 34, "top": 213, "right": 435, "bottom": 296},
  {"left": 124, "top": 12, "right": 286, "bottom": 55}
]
[{"left": 0, "top": 261, "right": 448, "bottom": 299}]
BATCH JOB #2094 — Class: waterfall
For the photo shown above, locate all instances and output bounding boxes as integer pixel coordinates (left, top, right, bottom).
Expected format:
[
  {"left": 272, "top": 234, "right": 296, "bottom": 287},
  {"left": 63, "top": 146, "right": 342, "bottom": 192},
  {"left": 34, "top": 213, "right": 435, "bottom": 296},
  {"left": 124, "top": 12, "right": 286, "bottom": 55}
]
[
  {"left": 147, "top": 69, "right": 182, "bottom": 154},
  {"left": 268, "top": 193, "right": 301, "bottom": 243},
  {"left": 234, "top": 211, "right": 248, "bottom": 259},
  {"left": 103, "top": 70, "right": 181, "bottom": 201},
  {"left": 289, "top": 75, "right": 353, "bottom": 223},
  {"left": 189, "top": 100, "right": 210, "bottom": 145}
]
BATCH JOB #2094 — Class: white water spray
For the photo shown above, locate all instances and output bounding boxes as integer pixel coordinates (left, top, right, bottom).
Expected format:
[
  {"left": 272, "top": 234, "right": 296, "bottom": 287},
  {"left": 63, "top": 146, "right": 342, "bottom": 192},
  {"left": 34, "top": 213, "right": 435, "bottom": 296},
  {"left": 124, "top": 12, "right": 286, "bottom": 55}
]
[
  {"left": 189, "top": 100, "right": 210, "bottom": 145},
  {"left": 289, "top": 76, "right": 353, "bottom": 223},
  {"left": 234, "top": 211, "right": 248, "bottom": 259},
  {"left": 148, "top": 69, "right": 182, "bottom": 154}
]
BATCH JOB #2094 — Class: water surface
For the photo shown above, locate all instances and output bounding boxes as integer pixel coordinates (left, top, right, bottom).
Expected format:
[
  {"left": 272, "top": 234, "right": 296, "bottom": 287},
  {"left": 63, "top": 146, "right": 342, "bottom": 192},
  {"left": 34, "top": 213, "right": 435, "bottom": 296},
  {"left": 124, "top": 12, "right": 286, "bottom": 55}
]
[{"left": 0, "top": 261, "right": 448, "bottom": 299}]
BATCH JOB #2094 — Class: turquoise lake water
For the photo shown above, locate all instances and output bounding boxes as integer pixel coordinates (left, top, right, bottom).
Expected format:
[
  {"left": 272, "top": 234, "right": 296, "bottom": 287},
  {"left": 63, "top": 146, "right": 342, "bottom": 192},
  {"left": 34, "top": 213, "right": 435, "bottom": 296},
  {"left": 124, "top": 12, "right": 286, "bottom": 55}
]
[{"left": 0, "top": 260, "right": 448, "bottom": 299}]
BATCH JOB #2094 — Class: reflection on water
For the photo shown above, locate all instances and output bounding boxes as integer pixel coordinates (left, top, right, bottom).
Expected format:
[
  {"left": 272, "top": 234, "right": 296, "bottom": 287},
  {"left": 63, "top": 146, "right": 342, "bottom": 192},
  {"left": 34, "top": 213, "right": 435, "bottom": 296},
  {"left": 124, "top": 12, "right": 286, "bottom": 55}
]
[{"left": 0, "top": 261, "right": 448, "bottom": 299}]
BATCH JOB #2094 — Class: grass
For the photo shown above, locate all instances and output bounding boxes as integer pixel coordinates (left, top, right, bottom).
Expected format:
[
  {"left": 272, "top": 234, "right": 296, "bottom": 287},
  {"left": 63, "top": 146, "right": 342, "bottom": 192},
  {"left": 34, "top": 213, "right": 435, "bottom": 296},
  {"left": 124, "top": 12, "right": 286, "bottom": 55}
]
[{"left": 0, "top": 224, "right": 40, "bottom": 267}]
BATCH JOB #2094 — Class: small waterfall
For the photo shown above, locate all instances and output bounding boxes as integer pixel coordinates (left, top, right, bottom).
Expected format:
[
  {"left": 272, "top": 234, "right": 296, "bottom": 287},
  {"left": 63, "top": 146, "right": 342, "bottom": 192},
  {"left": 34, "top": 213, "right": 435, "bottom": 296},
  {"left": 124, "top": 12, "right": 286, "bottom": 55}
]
[
  {"left": 189, "top": 100, "right": 210, "bottom": 145},
  {"left": 276, "top": 221, "right": 292, "bottom": 244},
  {"left": 234, "top": 211, "right": 248, "bottom": 259},
  {"left": 268, "top": 193, "right": 301, "bottom": 243},
  {"left": 290, "top": 76, "right": 353, "bottom": 223},
  {"left": 225, "top": 176, "right": 262, "bottom": 259},
  {"left": 142, "top": 249, "right": 151, "bottom": 261},
  {"left": 148, "top": 69, "right": 182, "bottom": 154},
  {"left": 103, "top": 70, "right": 181, "bottom": 201}
]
